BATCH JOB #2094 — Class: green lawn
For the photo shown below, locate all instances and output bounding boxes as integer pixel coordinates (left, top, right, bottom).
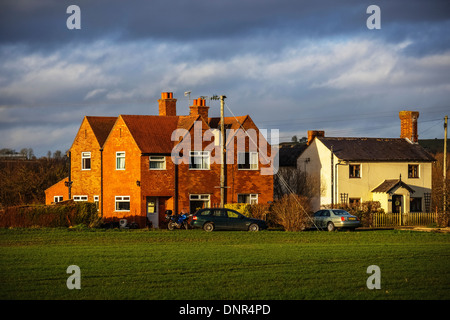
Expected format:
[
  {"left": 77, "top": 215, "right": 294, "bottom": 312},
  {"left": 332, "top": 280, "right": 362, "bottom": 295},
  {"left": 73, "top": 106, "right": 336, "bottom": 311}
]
[{"left": 0, "top": 228, "right": 449, "bottom": 300}]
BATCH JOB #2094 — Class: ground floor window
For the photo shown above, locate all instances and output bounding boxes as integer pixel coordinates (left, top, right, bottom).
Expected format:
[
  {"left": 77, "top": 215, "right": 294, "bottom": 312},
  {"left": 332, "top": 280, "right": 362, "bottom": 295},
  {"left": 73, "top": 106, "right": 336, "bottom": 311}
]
[
  {"left": 349, "top": 198, "right": 361, "bottom": 208},
  {"left": 73, "top": 195, "right": 88, "bottom": 201},
  {"left": 189, "top": 194, "right": 210, "bottom": 213},
  {"left": 237, "top": 194, "right": 258, "bottom": 204},
  {"left": 94, "top": 195, "right": 99, "bottom": 210},
  {"left": 54, "top": 196, "right": 63, "bottom": 203},
  {"left": 115, "top": 196, "right": 130, "bottom": 211},
  {"left": 410, "top": 197, "right": 422, "bottom": 212}
]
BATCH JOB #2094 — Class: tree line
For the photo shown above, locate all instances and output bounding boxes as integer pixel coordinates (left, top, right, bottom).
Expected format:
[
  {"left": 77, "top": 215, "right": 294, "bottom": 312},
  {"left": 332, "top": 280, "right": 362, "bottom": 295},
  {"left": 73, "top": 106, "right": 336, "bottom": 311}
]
[{"left": 0, "top": 149, "right": 69, "bottom": 208}]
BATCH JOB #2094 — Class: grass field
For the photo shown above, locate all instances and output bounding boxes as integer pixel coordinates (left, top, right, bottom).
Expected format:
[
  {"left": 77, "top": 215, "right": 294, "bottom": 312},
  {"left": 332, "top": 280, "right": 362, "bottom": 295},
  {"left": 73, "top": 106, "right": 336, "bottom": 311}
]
[{"left": 0, "top": 228, "right": 449, "bottom": 300}]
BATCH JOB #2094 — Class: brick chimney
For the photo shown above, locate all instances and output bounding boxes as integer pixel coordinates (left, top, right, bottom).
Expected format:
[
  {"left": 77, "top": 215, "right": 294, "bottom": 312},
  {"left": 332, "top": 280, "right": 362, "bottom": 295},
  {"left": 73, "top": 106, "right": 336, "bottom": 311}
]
[
  {"left": 158, "top": 92, "right": 177, "bottom": 116},
  {"left": 189, "top": 97, "right": 209, "bottom": 120},
  {"left": 399, "top": 111, "right": 419, "bottom": 143},
  {"left": 307, "top": 130, "right": 325, "bottom": 145}
]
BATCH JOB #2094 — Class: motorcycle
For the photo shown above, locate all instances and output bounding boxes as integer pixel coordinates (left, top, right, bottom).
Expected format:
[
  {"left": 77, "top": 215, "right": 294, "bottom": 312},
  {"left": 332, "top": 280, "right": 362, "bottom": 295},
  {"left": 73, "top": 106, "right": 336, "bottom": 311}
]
[{"left": 165, "top": 210, "right": 191, "bottom": 230}]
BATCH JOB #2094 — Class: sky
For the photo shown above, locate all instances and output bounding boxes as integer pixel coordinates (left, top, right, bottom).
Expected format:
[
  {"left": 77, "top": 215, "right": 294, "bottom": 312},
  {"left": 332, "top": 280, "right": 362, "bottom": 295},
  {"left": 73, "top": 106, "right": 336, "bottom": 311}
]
[{"left": 1, "top": 0, "right": 449, "bottom": 157}]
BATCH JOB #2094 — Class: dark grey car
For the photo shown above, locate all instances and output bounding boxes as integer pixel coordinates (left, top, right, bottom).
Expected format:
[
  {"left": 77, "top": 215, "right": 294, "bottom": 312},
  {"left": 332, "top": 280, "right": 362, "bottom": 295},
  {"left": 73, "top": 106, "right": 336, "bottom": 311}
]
[{"left": 313, "top": 209, "right": 361, "bottom": 231}]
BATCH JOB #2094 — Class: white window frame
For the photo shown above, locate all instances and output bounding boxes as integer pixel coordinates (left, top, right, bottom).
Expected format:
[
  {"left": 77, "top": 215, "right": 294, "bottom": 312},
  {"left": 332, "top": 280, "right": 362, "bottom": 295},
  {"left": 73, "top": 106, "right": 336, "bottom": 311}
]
[
  {"left": 54, "top": 196, "right": 63, "bottom": 203},
  {"left": 189, "top": 151, "right": 210, "bottom": 170},
  {"left": 81, "top": 152, "right": 91, "bottom": 170},
  {"left": 189, "top": 194, "right": 211, "bottom": 207},
  {"left": 149, "top": 156, "right": 166, "bottom": 170},
  {"left": 237, "top": 194, "right": 258, "bottom": 204},
  {"left": 73, "top": 195, "right": 88, "bottom": 201},
  {"left": 115, "top": 196, "right": 130, "bottom": 212},
  {"left": 238, "top": 152, "right": 258, "bottom": 170},
  {"left": 116, "top": 151, "right": 125, "bottom": 170}
]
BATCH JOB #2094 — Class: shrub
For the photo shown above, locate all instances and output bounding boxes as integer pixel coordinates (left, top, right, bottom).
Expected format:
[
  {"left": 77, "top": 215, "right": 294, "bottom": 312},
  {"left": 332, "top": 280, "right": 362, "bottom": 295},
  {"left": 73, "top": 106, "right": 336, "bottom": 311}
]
[
  {"left": 270, "top": 194, "right": 312, "bottom": 231},
  {"left": 224, "top": 203, "right": 251, "bottom": 217},
  {"left": 328, "top": 201, "right": 384, "bottom": 227}
]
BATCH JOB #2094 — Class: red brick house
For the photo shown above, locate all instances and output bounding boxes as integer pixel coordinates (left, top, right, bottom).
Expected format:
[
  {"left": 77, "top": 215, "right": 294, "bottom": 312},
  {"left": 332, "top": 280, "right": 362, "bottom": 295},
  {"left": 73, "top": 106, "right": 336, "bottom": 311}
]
[{"left": 45, "top": 92, "right": 274, "bottom": 227}]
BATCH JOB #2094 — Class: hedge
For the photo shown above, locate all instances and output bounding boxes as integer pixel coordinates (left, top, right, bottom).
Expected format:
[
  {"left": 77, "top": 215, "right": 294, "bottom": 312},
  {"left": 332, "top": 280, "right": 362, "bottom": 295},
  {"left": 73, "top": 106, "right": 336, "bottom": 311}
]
[{"left": 0, "top": 202, "right": 101, "bottom": 228}]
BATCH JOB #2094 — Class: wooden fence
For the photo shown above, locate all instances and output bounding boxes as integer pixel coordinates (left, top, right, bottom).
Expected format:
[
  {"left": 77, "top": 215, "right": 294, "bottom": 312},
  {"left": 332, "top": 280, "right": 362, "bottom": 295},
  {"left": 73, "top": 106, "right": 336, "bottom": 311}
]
[{"left": 372, "top": 212, "right": 438, "bottom": 227}]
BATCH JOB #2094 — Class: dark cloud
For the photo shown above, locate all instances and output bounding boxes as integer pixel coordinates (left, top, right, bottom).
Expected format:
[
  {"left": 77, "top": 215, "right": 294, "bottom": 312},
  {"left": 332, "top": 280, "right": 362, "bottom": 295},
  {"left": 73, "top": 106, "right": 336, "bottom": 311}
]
[
  {"left": 2, "top": 1, "right": 449, "bottom": 45},
  {"left": 0, "top": 0, "right": 449, "bottom": 156}
]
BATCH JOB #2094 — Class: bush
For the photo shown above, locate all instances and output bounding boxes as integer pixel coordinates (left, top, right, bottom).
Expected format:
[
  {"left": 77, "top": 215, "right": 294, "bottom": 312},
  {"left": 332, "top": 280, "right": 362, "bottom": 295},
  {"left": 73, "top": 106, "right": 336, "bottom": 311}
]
[
  {"left": 224, "top": 203, "right": 251, "bottom": 217},
  {"left": 0, "top": 202, "right": 101, "bottom": 228},
  {"left": 270, "top": 194, "right": 312, "bottom": 231},
  {"left": 328, "top": 201, "right": 384, "bottom": 227}
]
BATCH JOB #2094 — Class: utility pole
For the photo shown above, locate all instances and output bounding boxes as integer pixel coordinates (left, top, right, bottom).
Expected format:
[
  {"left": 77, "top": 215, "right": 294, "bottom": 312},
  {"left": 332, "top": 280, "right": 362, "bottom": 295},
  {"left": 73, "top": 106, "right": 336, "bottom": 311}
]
[
  {"left": 220, "top": 95, "right": 227, "bottom": 207},
  {"left": 444, "top": 115, "right": 448, "bottom": 217},
  {"left": 331, "top": 146, "right": 334, "bottom": 209}
]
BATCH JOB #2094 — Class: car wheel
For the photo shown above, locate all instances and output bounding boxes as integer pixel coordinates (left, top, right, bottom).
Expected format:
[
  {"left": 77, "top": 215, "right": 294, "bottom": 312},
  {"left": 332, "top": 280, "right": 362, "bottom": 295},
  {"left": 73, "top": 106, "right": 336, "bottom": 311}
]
[
  {"left": 203, "top": 222, "right": 214, "bottom": 232},
  {"left": 327, "top": 222, "right": 335, "bottom": 232},
  {"left": 248, "top": 223, "right": 259, "bottom": 232}
]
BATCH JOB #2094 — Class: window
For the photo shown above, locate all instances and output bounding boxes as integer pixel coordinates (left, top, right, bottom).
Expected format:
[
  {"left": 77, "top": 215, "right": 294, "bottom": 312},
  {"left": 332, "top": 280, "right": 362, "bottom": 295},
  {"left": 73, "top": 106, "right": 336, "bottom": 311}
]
[
  {"left": 81, "top": 152, "right": 91, "bottom": 170},
  {"left": 115, "top": 196, "right": 130, "bottom": 211},
  {"left": 54, "top": 196, "right": 63, "bottom": 203},
  {"left": 238, "top": 194, "right": 258, "bottom": 204},
  {"left": 410, "top": 197, "right": 422, "bottom": 212},
  {"left": 190, "top": 194, "right": 210, "bottom": 201},
  {"left": 94, "top": 195, "right": 99, "bottom": 210},
  {"left": 226, "top": 210, "right": 240, "bottom": 219},
  {"left": 349, "top": 198, "right": 361, "bottom": 208},
  {"left": 189, "top": 151, "right": 210, "bottom": 170},
  {"left": 408, "top": 164, "right": 419, "bottom": 178},
  {"left": 238, "top": 152, "right": 258, "bottom": 170},
  {"left": 149, "top": 156, "right": 166, "bottom": 170},
  {"left": 116, "top": 152, "right": 125, "bottom": 170},
  {"left": 73, "top": 195, "right": 88, "bottom": 201},
  {"left": 349, "top": 164, "right": 361, "bottom": 178}
]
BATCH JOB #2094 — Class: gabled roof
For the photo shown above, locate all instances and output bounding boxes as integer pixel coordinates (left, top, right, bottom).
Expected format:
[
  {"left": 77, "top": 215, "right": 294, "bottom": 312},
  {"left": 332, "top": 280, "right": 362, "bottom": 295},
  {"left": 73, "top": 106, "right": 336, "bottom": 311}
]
[
  {"left": 372, "top": 179, "right": 415, "bottom": 194},
  {"left": 318, "top": 137, "right": 435, "bottom": 162},
  {"left": 121, "top": 115, "right": 200, "bottom": 154},
  {"left": 85, "top": 116, "right": 117, "bottom": 147},
  {"left": 208, "top": 116, "right": 248, "bottom": 131}
]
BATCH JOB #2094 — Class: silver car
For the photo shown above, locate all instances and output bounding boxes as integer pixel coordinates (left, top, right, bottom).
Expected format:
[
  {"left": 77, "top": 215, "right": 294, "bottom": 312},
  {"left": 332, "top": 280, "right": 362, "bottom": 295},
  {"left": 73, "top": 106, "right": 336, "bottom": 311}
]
[{"left": 313, "top": 209, "right": 361, "bottom": 231}]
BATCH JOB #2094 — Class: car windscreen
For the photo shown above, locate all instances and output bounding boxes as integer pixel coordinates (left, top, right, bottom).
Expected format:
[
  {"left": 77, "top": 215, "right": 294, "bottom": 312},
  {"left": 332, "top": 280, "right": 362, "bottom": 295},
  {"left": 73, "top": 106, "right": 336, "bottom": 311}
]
[{"left": 333, "top": 210, "right": 351, "bottom": 215}]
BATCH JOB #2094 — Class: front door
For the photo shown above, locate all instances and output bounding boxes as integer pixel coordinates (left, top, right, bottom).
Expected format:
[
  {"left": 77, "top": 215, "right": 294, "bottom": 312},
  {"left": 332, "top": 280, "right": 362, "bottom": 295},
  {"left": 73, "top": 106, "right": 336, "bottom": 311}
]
[
  {"left": 146, "top": 197, "right": 159, "bottom": 228},
  {"left": 392, "top": 195, "right": 402, "bottom": 214}
]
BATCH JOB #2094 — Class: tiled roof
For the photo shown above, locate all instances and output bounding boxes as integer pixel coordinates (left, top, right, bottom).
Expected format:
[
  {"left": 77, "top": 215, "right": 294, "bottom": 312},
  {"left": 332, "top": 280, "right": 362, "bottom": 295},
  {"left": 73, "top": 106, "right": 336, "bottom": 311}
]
[
  {"left": 372, "top": 179, "right": 415, "bottom": 193},
  {"left": 85, "top": 116, "right": 117, "bottom": 147},
  {"left": 318, "top": 137, "right": 435, "bottom": 162},
  {"left": 208, "top": 116, "right": 248, "bottom": 131},
  {"left": 121, "top": 115, "right": 199, "bottom": 154}
]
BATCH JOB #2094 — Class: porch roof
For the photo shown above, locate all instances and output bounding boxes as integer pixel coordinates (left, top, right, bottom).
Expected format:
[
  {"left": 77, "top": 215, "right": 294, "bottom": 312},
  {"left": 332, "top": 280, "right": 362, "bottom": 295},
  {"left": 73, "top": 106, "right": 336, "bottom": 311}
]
[{"left": 371, "top": 179, "right": 415, "bottom": 194}]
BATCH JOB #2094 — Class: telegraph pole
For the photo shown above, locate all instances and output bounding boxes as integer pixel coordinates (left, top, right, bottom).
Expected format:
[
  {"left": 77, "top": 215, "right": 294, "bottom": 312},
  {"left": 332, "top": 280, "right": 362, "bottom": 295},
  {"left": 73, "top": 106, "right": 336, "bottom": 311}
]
[
  {"left": 220, "top": 95, "right": 227, "bottom": 207},
  {"left": 444, "top": 115, "right": 448, "bottom": 216}
]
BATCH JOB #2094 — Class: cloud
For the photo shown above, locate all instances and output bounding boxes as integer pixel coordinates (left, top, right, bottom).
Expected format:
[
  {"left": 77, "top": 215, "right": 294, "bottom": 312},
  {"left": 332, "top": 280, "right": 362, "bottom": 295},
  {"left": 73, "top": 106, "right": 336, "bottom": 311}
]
[{"left": 0, "top": 1, "right": 449, "bottom": 156}]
